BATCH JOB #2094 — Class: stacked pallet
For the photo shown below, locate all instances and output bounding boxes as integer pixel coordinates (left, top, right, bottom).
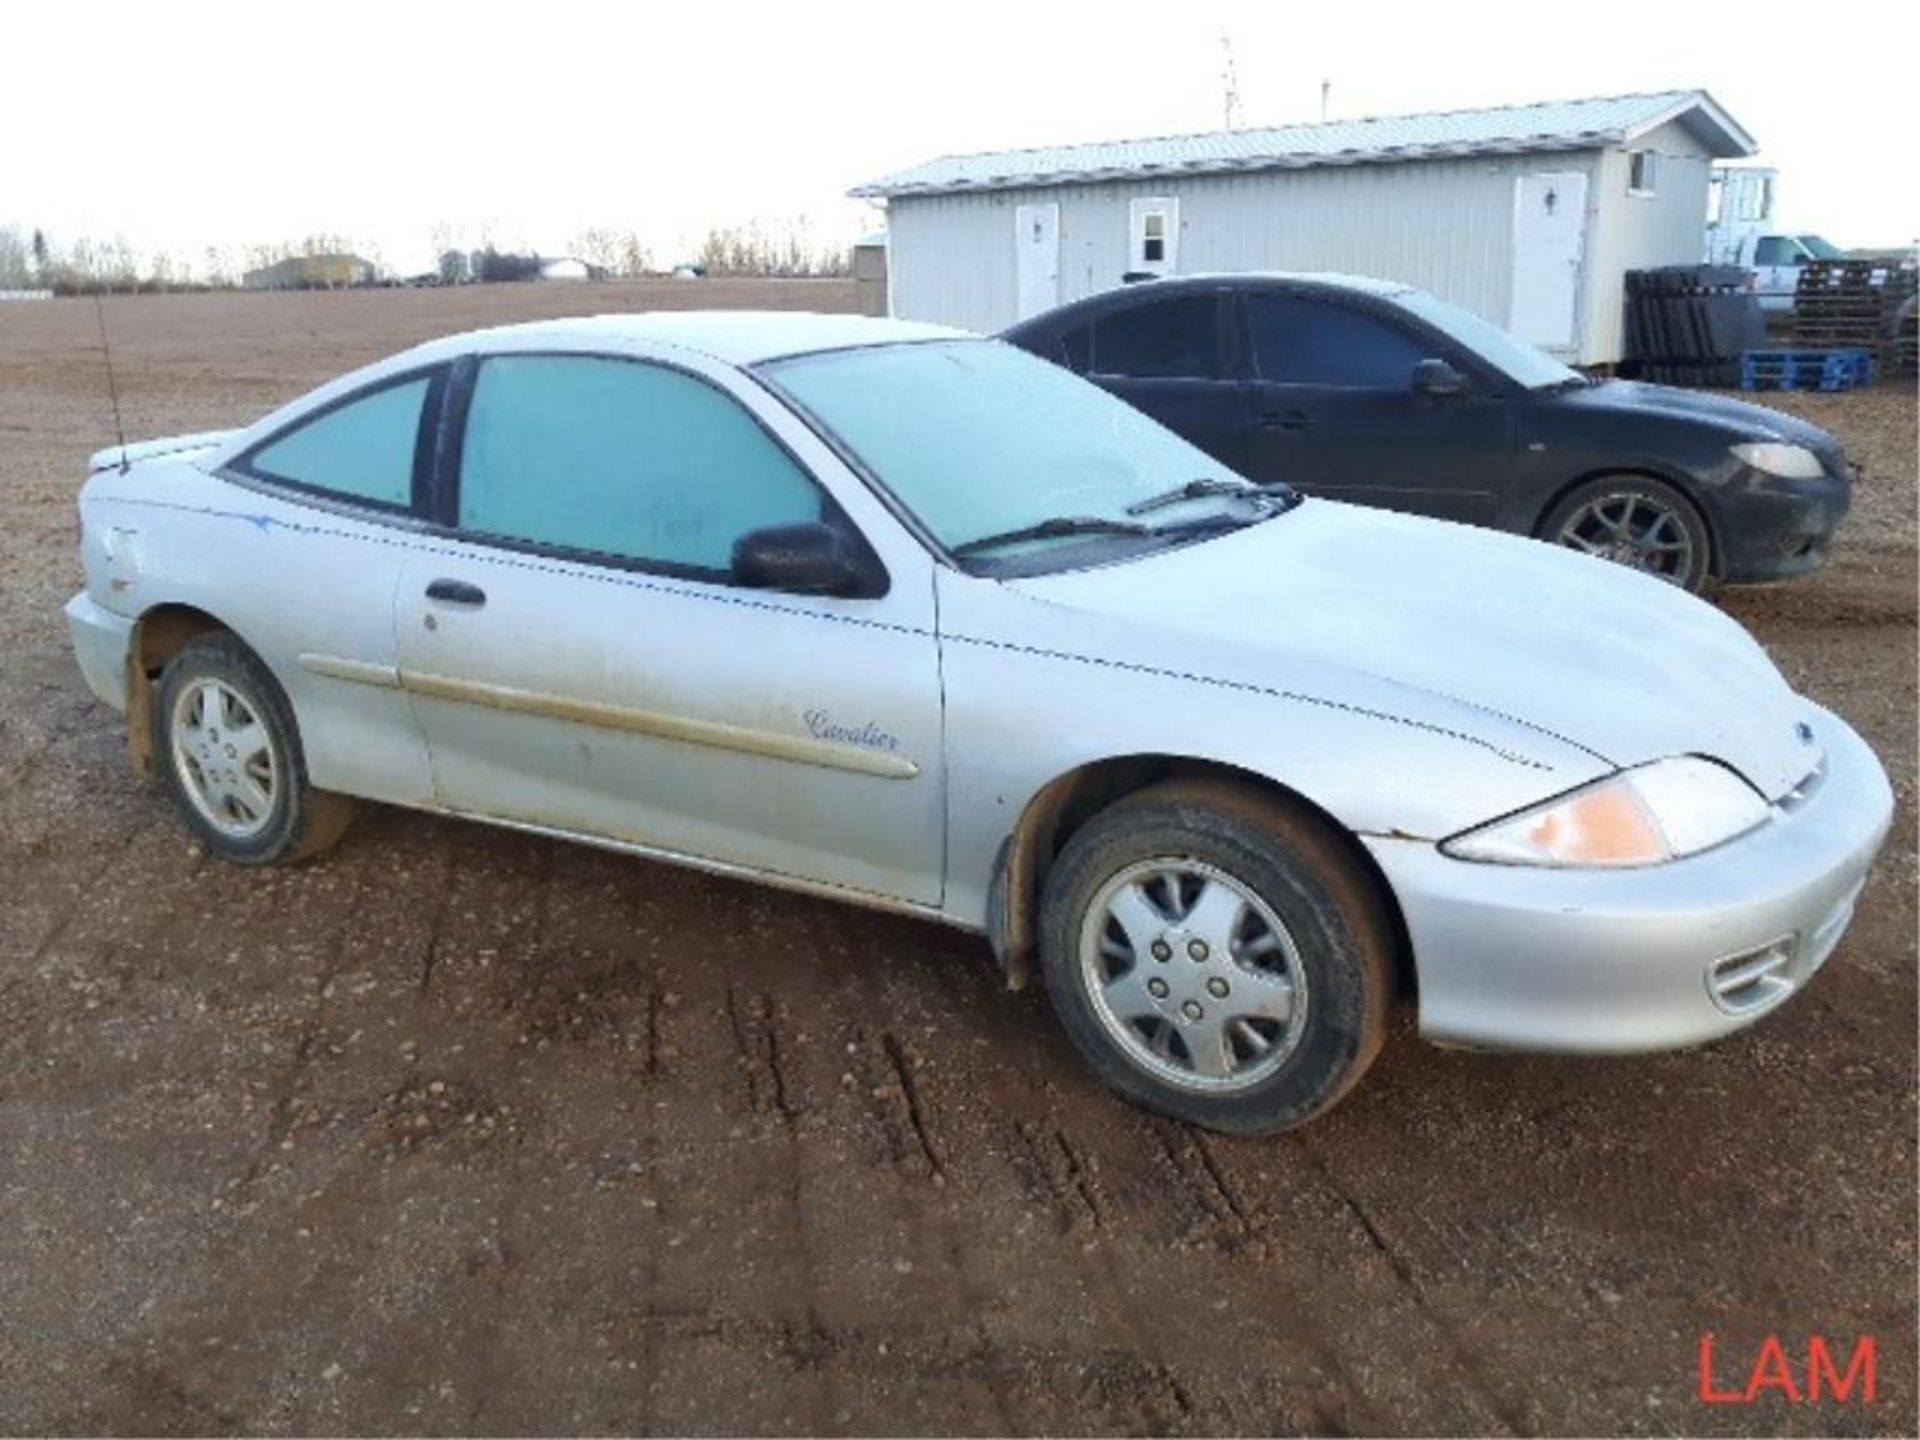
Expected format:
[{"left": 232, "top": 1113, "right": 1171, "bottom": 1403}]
[
  {"left": 1792, "top": 260, "right": 1917, "bottom": 353},
  {"left": 1740, "top": 348, "right": 1877, "bottom": 393},
  {"left": 1623, "top": 267, "right": 1764, "bottom": 387}
]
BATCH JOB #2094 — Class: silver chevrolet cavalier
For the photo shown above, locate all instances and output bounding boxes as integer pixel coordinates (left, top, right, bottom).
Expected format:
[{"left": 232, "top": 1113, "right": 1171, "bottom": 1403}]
[{"left": 65, "top": 313, "right": 1894, "bottom": 1133}]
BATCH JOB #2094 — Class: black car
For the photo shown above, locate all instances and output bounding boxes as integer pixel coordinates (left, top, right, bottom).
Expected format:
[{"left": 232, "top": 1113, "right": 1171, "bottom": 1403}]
[{"left": 1002, "top": 274, "right": 1856, "bottom": 591}]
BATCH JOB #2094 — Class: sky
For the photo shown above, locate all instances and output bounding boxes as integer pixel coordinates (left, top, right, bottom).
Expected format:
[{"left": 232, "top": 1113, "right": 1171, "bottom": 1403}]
[{"left": 5, "top": 0, "right": 1914, "bottom": 277}]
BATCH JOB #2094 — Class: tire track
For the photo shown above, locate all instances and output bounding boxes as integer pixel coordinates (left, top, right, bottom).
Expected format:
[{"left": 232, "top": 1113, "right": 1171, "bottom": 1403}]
[
  {"left": 802, "top": 903, "right": 1020, "bottom": 1434},
  {"left": 1288, "top": 1131, "right": 1530, "bottom": 1434}
]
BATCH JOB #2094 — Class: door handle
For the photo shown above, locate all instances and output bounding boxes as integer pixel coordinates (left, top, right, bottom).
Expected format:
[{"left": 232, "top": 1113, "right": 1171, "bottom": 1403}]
[
  {"left": 1259, "top": 410, "right": 1312, "bottom": 431},
  {"left": 425, "top": 578, "right": 487, "bottom": 607}
]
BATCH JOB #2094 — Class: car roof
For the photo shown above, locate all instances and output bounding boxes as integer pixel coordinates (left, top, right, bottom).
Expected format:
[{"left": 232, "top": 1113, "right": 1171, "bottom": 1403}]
[
  {"left": 454, "top": 310, "right": 973, "bottom": 366},
  {"left": 206, "top": 311, "right": 979, "bottom": 468},
  {"left": 1001, "top": 272, "right": 1416, "bottom": 335}
]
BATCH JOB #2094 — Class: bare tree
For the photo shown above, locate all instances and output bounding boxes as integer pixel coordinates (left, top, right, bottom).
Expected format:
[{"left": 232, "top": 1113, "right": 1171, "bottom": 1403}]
[{"left": 0, "top": 226, "right": 30, "bottom": 287}]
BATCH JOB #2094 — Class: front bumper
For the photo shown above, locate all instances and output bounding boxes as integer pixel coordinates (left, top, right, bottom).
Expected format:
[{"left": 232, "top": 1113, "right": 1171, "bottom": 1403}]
[
  {"left": 1364, "top": 704, "right": 1894, "bottom": 1053},
  {"left": 1716, "top": 459, "right": 1855, "bottom": 583},
  {"left": 65, "top": 591, "right": 135, "bottom": 713}
]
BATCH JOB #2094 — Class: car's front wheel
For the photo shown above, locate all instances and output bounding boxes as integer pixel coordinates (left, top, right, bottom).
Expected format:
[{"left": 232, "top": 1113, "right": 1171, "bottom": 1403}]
[
  {"left": 1541, "top": 475, "right": 1711, "bottom": 591},
  {"left": 155, "top": 634, "right": 354, "bottom": 864},
  {"left": 1038, "top": 780, "right": 1395, "bottom": 1134}
]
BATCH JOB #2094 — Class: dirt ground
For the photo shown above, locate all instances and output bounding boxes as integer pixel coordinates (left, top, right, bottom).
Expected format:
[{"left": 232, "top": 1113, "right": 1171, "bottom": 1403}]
[{"left": 1, "top": 282, "right": 1914, "bottom": 1437}]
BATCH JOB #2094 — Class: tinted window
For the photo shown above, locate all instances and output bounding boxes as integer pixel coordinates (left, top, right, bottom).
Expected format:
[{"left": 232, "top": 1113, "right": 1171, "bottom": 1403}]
[
  {"left": 1392, "top": 289, "right": 1577, "bottom": 389},
  {"left": 1753, "top": 236, "right": 1799, "bottom": 266},
  {"left": 459, "top": 356, "right": 822, "bottom": 574},
  {"left": 1248, "top": 294, "right": 1429, "bottom": 389},
  {"left": 1091, "top": 296, "right": 1223, "bottom": 380},
  {"left": 1059, "top": 323, "right": 1093, "bottom": 374},
  {"left": 247, "top": 376, "right": 430, "bottom": 507}
]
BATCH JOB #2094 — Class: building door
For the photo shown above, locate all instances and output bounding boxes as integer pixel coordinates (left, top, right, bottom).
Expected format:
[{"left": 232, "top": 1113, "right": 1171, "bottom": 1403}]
[
  {"left": 1508, "top": 172, "right": 1587, "bottom": 352},
  {"left": 1015, "top": 203, "right": 1060, "bottom": 320}
]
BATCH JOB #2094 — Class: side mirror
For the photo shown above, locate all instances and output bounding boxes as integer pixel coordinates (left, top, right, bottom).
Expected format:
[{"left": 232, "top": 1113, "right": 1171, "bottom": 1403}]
[
  {"left": 732, "top": 522, "right": 864, "bottom": 596},
  {"left": 1411, "top": 357, "right": 1469, "bottom": 399}
]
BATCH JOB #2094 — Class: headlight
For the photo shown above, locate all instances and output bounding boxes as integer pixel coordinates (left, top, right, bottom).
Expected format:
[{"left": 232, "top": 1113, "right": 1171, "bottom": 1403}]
[
  {"left": 1730, "top": 441, "right": 1826, "bottom": 480},
  {"left": 1443, "top": 757, "right": 1769, "bottom": 867}
]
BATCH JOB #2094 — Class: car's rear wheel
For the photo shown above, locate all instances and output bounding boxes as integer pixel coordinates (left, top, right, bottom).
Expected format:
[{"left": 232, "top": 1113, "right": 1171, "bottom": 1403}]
[
  {"left": 1541, "top": 476, "right": 1711, "bottom": 591},
  {"left": 155, "top": 634, "right": 353, "bottom": 864},
  {"left": 1038, "top": 779, "right": 1394, "bottom": 1134}
]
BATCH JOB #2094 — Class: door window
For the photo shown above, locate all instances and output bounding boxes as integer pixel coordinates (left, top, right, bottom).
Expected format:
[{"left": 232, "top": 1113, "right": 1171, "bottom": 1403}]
[
  {"left": 1091, "top": 296, "right": 1223, "bottom": 380},
  {"left": 1127, "top": 196, "right": 1179, "bottom": 275},
  {"left": 1247, "top": 294, "right": 1430, "bottom": 390},
  {"left": 244, "top": 374, "right": 433, "bottom": 508},
  {"left": 1752, "top": 236, "right": 1802, "bottom": 266},
  {"left": 457, "top": 356, "right": 824, "bottom": 576}
]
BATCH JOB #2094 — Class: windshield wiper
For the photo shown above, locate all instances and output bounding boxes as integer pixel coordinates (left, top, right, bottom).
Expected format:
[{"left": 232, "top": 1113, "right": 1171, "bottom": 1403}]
[
  {"left": 951, "top": 515, "right": 1154, "bottom": 557},
  {"left": 1126, "top": 477, "right": 1297, "bottom": 516}
]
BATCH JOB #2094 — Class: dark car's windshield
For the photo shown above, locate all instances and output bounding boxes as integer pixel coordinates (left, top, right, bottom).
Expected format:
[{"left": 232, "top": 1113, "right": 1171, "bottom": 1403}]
[
  {"left": 762, "top": 339, "right": 1280, "bottom": 568},
  {"left": 1389, "top": 289, "right": 1583, "bottom": 390}
]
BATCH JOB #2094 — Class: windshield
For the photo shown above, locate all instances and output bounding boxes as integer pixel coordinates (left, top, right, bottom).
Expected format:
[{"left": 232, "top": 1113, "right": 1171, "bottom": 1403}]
[
  {"left": 1796, "top": 234, "right": 1846, "bottom": 260},
  {"left": 763, "top": 340, "right": 1267, "bottom": 565},
  {"left": 1389, "top": 289, "right": 1583, "bottom": 390}
]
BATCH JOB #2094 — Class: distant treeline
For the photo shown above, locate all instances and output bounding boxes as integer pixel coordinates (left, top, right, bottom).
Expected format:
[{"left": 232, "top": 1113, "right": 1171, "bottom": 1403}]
[{"left": 1, "top": 218, "right": 854, "bottom": 294}]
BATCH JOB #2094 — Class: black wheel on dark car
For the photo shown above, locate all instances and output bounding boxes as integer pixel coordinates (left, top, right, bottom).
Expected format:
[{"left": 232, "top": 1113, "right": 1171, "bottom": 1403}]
[
  {"left": 1037, "top": 779, "right": 1395, "bottom": 1134},
  {"left": 154, "top": 633, "right": 354, "bottom": 865},
  {"left": 1541, "top": 475, "right": 1711, "bottom": 592}
]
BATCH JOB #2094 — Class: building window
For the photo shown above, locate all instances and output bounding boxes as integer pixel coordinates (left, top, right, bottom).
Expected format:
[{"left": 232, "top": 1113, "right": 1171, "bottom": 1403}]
[
  {"left": 1628, "top": 150, "right": 1660, "bottom": 197},
  {"left": 1128, "top": 196, "right": 1178, "bottom": 274},
  {"left": 1142, "top": 212, "right": 1166, "bottom": 263}
]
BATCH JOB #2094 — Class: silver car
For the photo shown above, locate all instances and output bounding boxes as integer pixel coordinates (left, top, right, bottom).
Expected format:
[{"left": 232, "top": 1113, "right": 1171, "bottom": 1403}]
[{"left": 65, "top": 313, "right": 1894, "bottom": 1133}]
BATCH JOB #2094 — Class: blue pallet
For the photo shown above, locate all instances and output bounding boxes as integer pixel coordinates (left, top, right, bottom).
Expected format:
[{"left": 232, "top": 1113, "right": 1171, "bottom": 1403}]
[{"left": 1740, "top": 348, "right": 1876, "bottom": 392}]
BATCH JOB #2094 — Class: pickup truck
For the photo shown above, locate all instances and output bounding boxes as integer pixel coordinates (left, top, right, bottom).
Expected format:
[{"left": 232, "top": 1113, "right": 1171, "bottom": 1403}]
[{"left": 1721, "top": 232, "right": 1849, "bottom": 312}]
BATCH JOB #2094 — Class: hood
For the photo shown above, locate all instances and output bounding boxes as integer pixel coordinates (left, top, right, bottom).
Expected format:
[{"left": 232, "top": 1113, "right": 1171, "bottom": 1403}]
[
  {"left": 1562, "top": 379, "right": 1840, "bottom": 451},
  {"left": 1010, "top": 501, "right": 1824, "bottom": 801}
]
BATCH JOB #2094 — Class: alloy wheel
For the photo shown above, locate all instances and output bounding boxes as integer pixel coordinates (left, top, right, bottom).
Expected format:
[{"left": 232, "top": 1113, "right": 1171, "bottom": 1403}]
[{"left": 1554, "top": 491, "right": 1696, "bottom": 583}]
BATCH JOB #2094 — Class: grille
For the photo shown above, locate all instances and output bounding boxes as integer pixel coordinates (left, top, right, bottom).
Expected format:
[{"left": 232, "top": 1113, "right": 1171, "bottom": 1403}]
[
  {"left": 1805, "top": 880, "right": 1865, "bottom": 974},
  {"left": 1707, "top": 936, "right": 1797, "bottom": 1015}
]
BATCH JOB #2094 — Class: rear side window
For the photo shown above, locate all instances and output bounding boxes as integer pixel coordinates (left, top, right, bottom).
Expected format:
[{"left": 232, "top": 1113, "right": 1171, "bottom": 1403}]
[
  {"left": 245, "top": 375, "right": 432, "bottom": 507},
  {"left": 457, "top": 355, "right": 823, "bottom": 575},
  {"left": 1059, "top": 323, "right": 1093, "bottom": 374},
  {"left": 1090, "top": 296, "right": 1224, "bottom": 380},
  {"left": 1248, "top": 294, "right": 1429, "bottom": 389}
]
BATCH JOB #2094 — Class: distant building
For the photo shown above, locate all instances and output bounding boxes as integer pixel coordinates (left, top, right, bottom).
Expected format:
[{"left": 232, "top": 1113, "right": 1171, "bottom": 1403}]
[
  {"left": 852, "top": 231, "right": 888, "bottom": 317},
  {"left": 241, "top": 253, "right": 376, "bottom": 290},
  {"left": 539, "top": 257, "right": 592, "bottom": 281},
  {"left": 852, "top": 90, "right": 1756, "bottom": 365}
]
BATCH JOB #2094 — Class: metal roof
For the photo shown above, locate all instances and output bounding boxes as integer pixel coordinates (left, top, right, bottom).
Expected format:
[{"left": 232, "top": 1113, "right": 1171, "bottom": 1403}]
[{"left": 851, "top": 90, "right": 1757, "bottom": 199}]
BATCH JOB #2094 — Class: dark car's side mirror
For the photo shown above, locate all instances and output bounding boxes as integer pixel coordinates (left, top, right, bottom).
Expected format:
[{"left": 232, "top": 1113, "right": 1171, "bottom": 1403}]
[
  {"left": 732, "top": 522, "right": 865, "bottom": 596},
  {"left": 1411, "top": 358, "right": 1470, "bottom": 399}
]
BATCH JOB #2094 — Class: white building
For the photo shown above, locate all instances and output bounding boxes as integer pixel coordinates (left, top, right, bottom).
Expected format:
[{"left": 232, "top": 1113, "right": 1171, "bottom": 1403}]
[
  {"left": 539, "top": 257, "right": 591, "bottom": 281},
  {"left": 851, "top": 90, "right": 1756, "bottom": 365}
]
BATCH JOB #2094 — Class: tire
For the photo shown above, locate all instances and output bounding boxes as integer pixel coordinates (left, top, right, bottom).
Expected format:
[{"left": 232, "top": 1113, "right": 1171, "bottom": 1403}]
[
  {"left": 1038, "top": 779, "right": 1394, "bottom": 1134},
  {"left": 154, "top": 633, "right": 354, "bottom": 865},
  {"left": 1539, "top": 475, "right": 1712, "bottom": 592}
]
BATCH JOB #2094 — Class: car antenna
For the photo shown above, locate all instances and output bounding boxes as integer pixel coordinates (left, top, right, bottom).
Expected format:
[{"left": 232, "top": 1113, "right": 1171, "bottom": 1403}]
[{"left": 92, "top": 288, "right": 130, "bottom": 473}]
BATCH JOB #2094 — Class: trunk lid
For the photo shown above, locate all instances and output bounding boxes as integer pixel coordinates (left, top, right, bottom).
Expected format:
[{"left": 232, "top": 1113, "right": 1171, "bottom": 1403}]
[{"left": 88, "top": 429, "right": 240, "bottom": 474}]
